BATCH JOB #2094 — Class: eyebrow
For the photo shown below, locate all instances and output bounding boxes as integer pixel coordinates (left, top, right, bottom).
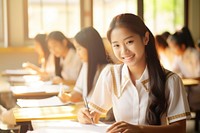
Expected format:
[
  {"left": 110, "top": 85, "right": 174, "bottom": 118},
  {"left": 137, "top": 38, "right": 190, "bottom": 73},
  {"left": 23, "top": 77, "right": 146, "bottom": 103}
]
[{"left": 111, "top": 36, "right": 134, "bottom": 44}]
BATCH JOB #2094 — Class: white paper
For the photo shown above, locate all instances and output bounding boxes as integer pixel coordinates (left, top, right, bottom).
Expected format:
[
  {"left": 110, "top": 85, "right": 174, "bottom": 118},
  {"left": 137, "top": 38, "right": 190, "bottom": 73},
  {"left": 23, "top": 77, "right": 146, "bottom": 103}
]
[
  {"left": 3, "top": 69, "right": 36, "bottom": 75},
  {"left": 16, "top": 96, "right": 70, "bottom": 107},
  {"left": 30, "top": 120, "right": 111, "bottom": 133},
  {"left": 10, "top": 84, "right": 69, "bottom": 94}
]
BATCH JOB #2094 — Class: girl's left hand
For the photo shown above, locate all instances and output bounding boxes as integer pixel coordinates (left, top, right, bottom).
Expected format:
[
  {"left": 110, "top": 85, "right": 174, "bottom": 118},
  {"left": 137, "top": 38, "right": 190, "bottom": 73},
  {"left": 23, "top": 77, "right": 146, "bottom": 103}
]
[{"left": 107, "top": 121, "right": 141, "bottom": 133}]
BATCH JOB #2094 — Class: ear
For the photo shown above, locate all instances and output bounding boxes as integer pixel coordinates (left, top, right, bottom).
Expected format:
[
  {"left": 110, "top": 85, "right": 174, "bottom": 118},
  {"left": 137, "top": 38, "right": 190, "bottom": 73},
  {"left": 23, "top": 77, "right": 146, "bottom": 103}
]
[{"left": 143, "top": 31, "right": 149, "bottom": 45}]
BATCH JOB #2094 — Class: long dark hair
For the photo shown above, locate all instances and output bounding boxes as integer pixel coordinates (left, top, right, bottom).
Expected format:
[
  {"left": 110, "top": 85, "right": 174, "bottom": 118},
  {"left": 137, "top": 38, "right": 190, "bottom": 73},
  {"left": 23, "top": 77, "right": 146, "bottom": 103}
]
[
  {"left": 46, "top": 31, "right": 74, "bottom": 77},
  {"left": 107, "top": 13, "right": 167, "bottom": 125},
  {"left": 75, "top": 27, "right": 109, "bottom": 95},
  {"left": 34, "top": 34, "right": 50, "bottom": 64},
  {"left": 47, "top": 31, "right": 75, "bottom": 49}
]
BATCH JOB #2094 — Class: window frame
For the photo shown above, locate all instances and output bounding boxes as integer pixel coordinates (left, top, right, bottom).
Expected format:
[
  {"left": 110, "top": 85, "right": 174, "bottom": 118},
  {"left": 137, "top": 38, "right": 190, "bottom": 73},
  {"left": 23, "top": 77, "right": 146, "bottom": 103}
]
[{"left": 24, "top": 0, "right": 82, "bottom": 40}]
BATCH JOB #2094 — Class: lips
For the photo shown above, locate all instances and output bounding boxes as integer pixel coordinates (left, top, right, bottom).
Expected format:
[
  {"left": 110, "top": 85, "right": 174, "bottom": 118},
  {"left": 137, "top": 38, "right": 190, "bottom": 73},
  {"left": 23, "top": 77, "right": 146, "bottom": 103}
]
[{"left": 122, "top": 55, "right": 134, "bottom": 61}]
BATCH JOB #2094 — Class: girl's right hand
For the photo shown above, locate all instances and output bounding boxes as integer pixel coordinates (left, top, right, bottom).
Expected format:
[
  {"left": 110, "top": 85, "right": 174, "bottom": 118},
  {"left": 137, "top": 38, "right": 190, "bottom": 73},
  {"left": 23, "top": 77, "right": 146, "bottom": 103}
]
[{"left": 78, "top": 107, "right": 100, "bottom": 124}]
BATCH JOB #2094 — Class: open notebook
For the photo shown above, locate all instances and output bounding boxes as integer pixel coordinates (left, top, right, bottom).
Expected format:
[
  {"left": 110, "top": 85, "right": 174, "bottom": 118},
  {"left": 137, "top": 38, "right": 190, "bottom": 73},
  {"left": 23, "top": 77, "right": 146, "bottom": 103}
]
[
  {"left": 28, "top": 120, "right": 111, "bottom": 133},
  {"left": 17, "top": 96, "right": 71, "bottom": 107}
]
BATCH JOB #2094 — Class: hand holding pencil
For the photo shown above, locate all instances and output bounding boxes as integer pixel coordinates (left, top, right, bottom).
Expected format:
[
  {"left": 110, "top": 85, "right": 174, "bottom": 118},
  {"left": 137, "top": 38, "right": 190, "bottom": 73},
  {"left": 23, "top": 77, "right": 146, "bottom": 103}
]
[
  {"left": 77, "top": 98, "right": 100, "bottom": 124},
  {"left": 83, "top": 97, "right": 94, "bottom": 124}
]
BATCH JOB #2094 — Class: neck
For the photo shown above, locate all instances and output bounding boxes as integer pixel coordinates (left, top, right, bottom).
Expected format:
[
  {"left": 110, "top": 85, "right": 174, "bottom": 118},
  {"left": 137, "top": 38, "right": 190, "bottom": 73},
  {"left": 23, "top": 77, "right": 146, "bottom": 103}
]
[{"left": 128, "top": 59, "right": 146, "bottom": 83}]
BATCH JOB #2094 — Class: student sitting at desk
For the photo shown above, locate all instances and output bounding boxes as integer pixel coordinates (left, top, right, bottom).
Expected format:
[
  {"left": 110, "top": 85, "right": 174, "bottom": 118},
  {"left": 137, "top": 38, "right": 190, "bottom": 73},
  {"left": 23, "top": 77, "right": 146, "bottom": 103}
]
[
  {"left": 58, "top": 27, "right": 110, "bottom": 102},
  {"left": 47, "top": 31, "right": 82, "bottom": 85},
  {"left": 78, "top": 13, "right": 191, "bottom": 133},
  {"left": 23, "top": 34, "right": 56, "bottom": 80},
  {"left": 168, "top": 31, "right": 200, "bottom": 78}
]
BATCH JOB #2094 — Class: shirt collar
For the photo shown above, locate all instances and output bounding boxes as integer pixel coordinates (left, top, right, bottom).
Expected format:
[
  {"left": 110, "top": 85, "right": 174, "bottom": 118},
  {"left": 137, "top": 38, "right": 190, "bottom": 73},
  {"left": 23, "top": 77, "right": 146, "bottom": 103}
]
[{"left": 120, "top": 64, "right": 150, "bottom": 94}]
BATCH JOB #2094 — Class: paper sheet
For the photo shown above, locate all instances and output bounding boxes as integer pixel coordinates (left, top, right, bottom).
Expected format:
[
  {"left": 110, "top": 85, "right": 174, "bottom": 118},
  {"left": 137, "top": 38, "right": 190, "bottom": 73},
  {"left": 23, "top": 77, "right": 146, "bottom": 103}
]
[
  {"left": 3, "top": 69, "right": 36, "bottom": 75},
  {"left": 29, "top": 120, "right": 111, "bottom": 133},
  {"left": 17, "top": 96, "right": 70, "bottom": 107},
  {"left": 10, "top": 84, "right": 69, "bottom": 94}
]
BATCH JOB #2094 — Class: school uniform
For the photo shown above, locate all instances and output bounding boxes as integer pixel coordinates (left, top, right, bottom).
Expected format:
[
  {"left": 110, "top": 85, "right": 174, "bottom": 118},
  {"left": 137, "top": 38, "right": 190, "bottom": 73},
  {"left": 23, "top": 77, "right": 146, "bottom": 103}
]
[
  {"left": 171, "top": 47, "right": 200, "bottom": 78},
  {"left": 45, "top": 53, "right": 56, "bottom": 78},
  {"left": 89, "top": 64, "right": 191, "bottom": 125},
  {"left": 74, "top": 63, "right": 106, "bottom": 100},
  {"left": 60, "top": 48, "right": 82, "bottom": 81},
  {"left": 159, "top": 47, "right": 174, "bottom": 70},
  {"left": 46, "top": 49, "right": 82, "bottom": 80}
]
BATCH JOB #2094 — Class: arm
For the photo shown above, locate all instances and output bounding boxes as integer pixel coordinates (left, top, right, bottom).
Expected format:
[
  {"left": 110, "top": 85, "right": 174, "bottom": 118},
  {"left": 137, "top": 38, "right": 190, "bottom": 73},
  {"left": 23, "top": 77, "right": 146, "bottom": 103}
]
[
  {"left": 58, "top": 90, "right": 82, "bottom": 103},
  {"left": 77, "top": 108, "right": 101, "bottom": 124},
  {"left": 107, "top": 120, "right": 186, "bottom": 133},
  {"left": 23, "top": 62, "right": 42, "bottom": 73}
]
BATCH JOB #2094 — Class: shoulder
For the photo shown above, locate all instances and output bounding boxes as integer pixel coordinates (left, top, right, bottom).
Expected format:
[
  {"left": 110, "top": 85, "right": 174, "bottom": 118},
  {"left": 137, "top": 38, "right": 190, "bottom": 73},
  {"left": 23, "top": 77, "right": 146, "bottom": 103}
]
[
  {"left": 164, "top": 69, "right": 184, "bottom": 93},
  {"left": 98, "top": 63, "right": 123, "bottom": 80},
  {"left": 101, "top": 63, "right": 123, "bottom": 74}
]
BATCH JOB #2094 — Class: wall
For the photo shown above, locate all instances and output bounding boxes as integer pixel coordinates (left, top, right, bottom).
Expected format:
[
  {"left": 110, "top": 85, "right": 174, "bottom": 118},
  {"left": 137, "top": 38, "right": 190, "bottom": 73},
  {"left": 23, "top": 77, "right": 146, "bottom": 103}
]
[
  {"left": 189, "top": 0, "right": 200, "bottom": 44},
  {"left": 0, "top": 47, "right": 38, "bottom": 72}
]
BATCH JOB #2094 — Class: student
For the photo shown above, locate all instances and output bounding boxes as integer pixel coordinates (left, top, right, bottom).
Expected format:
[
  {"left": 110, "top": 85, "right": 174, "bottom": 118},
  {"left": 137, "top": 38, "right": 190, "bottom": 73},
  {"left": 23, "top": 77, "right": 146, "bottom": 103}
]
[
  {"left": 78, "top": 13, "right": 191, "bottom": 133},
  {"left": 47, "top": 31, "right": 82, "bottom": 85},
  {"left": 168, "top": 31, "right": 200, "bottom": 78},
  {"left": 181, "top": 26, "right": 195, "bottom": 48},
  {"left": 58, "top": 27, "right": 110, "bottom": 102},
  {"left": 23, "top": 34, "right": 49, "bottom": 71},
  {"left": 155, "top": 35, "right": 174, "bottom": 70}
]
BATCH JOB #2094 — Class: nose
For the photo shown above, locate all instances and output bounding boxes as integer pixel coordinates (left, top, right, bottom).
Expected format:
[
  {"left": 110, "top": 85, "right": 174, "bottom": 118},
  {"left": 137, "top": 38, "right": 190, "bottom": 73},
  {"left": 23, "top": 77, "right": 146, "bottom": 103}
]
[{"left": 121, "top": 45, "right": 129, "bottom": 54}]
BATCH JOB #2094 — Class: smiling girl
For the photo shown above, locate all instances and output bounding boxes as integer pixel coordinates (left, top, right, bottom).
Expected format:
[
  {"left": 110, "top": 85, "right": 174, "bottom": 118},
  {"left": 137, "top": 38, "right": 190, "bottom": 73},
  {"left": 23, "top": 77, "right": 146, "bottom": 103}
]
[{"left": 77, "top": 14, "right": 191, "bottom": 133}]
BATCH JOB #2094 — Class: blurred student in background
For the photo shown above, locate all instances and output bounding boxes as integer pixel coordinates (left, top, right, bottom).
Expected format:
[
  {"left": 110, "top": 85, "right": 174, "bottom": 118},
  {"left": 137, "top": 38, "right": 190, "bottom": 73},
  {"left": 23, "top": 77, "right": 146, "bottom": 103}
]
[
  {"left": 181, "top": 26, "right": 195, "bottom": 48},
  {"left": 23, "top": 34, "right": 56, "bottom": 81},
  {"left": 155, "top": 35, "right": 174, "bottom": 70},
  {"left": 58, "top": 27, "right": 110, "bottom": 102},
  {"left": 23, "top": 34, "right": 49, "bottom": 72},
  {"left": 47, "top": 31, "right": 82, "bottom": 85},
  {"left": 168, "top": 31, "right": 200, "bottom": 78}
]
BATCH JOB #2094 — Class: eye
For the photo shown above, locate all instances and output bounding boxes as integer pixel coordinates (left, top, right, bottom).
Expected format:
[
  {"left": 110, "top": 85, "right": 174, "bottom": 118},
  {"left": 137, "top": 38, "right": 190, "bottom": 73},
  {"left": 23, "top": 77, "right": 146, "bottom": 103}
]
[
  {"left": 126, "top": 40, "right": 134, "bottom": 45},
  {"left": 112, "top": 44, "right": 120, "bottom": 48}
]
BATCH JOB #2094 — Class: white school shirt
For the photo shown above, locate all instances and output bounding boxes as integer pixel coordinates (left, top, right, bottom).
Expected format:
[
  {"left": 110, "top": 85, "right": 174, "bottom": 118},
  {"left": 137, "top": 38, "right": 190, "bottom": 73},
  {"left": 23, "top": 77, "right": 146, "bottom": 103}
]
[
  {"left": 74, "top": 63, "right": 106, "bottom": 100},
  {"left": 89, "top": 64, "right": 191, "bottom": 125},
  {"left": 171, "top": 47, "right": 200, "bottom": 78},
  {"left": 159, "top": 48, "right": 174, "bottom": 70},
  {"left": 45, "top": 53, "right": 56, "bottom": 78},
  {"left": 60, "top": 48, "right": 82, "bottom": 81}
]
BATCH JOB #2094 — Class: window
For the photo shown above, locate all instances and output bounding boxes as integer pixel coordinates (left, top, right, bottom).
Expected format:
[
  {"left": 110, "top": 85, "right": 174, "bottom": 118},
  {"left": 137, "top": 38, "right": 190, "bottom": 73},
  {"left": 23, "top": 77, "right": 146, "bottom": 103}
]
[
  {"left": 144, "top": 0, "right": 184, "bottom": 35},
  {"left": 93, "top": 0, "right": 137, "bottom": 37},
  {"left": 27, "top": 0, "right": 80, "bottom": 38}
]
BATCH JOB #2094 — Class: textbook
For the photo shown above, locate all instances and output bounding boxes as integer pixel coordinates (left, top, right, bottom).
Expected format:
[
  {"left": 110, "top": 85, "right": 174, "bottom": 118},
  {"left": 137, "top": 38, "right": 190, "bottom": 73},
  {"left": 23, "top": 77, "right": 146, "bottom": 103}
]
[{"left": 17, "top": 96, "right": 71, "bottom": 107}]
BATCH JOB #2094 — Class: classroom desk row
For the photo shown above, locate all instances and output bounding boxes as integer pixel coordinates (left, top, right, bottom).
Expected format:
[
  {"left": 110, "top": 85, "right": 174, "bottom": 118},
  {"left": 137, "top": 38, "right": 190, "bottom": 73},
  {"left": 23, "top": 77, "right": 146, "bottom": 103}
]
[{"left": 14, "top": 103, "right": 84, "bottom": 123}]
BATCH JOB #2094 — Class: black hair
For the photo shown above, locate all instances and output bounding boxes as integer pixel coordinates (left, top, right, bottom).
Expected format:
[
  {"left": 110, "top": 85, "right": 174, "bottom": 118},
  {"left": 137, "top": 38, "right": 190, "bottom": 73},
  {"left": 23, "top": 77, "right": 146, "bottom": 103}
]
[
  {"left": 181, "top": 26, "right": 195, "bottom": 48},
  {"left": 107, "top": 13, "right": 167, "bottom": 125},
  {"left": 75, "top": 27, "right": 109, "bottom": 95},
  {"left": 47, "top": 31, "right": 75, "bottom": 49},
  {"left": 34, "top": 34, "right": 49, "bottom": 64},
  {"left": 155, "top": 35, "right": 169, "bottom": 49}
]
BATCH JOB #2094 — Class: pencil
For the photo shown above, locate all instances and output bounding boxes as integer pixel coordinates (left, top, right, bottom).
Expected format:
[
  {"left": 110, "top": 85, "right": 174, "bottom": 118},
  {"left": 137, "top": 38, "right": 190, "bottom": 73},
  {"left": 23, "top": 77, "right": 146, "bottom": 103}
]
[{"left": 83, "top": 97, "right": 94, "bottom": 124}]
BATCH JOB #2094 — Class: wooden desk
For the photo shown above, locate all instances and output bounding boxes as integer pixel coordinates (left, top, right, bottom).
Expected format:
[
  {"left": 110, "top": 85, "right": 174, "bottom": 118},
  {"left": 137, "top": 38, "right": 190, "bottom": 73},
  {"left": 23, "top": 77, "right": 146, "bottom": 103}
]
[
  {"left": 182, "top": 78, "right": 200, "bottom": 86},
  {"left": 13, "top": 103, "right": 84, "bottom": 123}
]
